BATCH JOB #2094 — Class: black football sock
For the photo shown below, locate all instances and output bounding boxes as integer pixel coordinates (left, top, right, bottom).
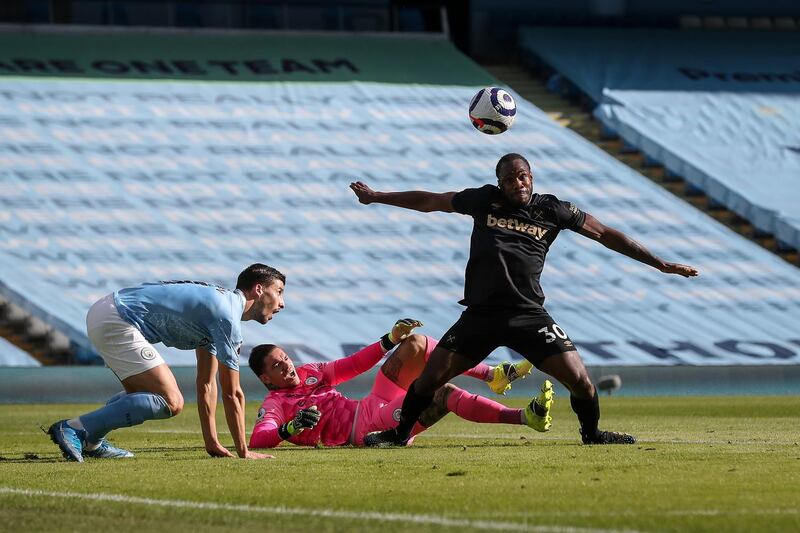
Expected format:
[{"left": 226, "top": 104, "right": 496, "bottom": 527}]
[
  {"left": 570, "top": 392, "right": 600, "bottom": 439},
  {"left": 394, "top": 380, "right": 434, "bottom": 440}
]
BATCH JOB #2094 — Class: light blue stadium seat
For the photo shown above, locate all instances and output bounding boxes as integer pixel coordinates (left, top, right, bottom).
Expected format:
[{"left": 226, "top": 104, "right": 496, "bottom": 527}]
[
  {"left": 518, "top": 27, "right": 800, "bottom": 250},
  {"left": 0, "top": 31, "right": 799, "bottom": 369}
]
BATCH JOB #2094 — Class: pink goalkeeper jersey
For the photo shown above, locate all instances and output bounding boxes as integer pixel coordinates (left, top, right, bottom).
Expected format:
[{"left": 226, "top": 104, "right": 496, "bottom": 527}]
[{"left": 249, "top": 342, "right": 385, "bottom": 448}]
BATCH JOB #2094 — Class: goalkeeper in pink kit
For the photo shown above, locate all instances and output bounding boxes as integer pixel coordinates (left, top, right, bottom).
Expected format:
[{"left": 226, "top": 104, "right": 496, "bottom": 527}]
[{"left": 249, "top": 319, "right": 555, "bottom": 448}]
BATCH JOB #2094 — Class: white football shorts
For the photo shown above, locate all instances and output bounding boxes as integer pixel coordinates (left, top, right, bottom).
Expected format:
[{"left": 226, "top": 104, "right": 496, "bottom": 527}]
[{"left": 86, "top": 293, "right": 166, "bottom": 381}]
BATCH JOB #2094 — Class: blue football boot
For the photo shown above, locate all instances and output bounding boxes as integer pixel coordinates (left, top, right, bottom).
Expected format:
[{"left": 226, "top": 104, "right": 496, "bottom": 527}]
[
  {"left": 83, "top": 439, "right": 134, "bottom": 459},
  {"left": 47, "top": 420, "right": 86, "bottom": 462}
]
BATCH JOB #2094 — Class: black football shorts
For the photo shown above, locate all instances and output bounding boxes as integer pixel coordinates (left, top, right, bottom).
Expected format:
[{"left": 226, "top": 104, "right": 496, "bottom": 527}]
[{"left": 437, "top": 307, "right": 576, "bottom": 366}]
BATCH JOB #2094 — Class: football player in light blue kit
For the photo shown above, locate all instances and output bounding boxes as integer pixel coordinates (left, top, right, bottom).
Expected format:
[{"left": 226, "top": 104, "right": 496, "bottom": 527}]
[{"left": 47, "top": 263, "right": 285, "bottom": 462}]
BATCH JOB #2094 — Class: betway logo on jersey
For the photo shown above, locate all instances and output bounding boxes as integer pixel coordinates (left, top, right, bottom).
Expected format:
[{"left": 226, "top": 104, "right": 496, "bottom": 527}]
[{"left": 487, "top": 214, "right": 549, "bottom": 240}]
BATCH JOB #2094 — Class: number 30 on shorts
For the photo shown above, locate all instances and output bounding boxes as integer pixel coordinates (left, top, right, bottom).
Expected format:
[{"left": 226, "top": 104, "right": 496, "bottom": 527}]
[{"left": 538, "top": 324, "right": 568, "bottom": 344}]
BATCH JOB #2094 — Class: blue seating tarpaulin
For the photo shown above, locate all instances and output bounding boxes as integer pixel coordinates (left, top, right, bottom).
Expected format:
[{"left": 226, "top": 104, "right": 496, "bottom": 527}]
[
  {"left": 1, "top": 31, "right": 800, "bottom": 367},
  {"left": 0, "top": 337, "right": 40, "bottom": 366},
  {"left": 519, "top": 27, "right": 800, "bottom": 248}
]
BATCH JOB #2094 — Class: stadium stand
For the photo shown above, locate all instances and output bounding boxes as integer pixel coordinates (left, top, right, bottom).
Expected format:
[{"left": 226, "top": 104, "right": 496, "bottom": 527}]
[
  {"left": 1, "top": 27, "right": 799, "bottom": 371},
  {"left": 0, "top": 295, "right": 71, "bottom": 363},
  {"left": 0, "top": 336, "right": 41, "bottom": 366},
  {"left": 517, "top": 28, "right": 800, "bottom": 252}
]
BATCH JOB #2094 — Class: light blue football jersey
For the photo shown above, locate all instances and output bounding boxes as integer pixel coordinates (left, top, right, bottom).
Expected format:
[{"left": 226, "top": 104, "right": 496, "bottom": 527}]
[{"left": 113, "top": 281, "right": 246, "bottom": 370}]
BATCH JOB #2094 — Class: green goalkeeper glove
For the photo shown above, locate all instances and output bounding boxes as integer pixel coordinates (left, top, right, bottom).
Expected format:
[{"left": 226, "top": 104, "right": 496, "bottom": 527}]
[
  {"left": 380, "top": 318, "right": 424, "bottom": 351},
  {"left": 278, "top": 406, "right": 321, "bottom": 440}
]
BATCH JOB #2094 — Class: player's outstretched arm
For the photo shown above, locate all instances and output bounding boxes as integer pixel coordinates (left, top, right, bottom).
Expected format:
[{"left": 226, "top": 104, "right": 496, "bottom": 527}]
[
  {"left": 219, "top": 364, "right": 274, "bottom": 459},
  {"left": 325, "top": 318, "right": 424, "bottom": 385},
  {"left": 350, "top": 181, "right": 456, "bottom": 213},
  {"left": 578, "top": 213, "right": 699, "bottom": 277},
  {"left": 195, "top": 348, "right": 233, "bottom": 458}
]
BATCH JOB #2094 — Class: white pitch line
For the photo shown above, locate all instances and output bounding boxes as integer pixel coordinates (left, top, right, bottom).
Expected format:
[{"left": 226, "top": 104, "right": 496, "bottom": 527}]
[
  {"left": 500, "top": 508, "right": 800, "bottom": 518},
  {"left": 662, "top": 509, "right": 800, "bottom": 517},
  {"left": 0, "top": 487, "right": 638, "bottom": 533}
]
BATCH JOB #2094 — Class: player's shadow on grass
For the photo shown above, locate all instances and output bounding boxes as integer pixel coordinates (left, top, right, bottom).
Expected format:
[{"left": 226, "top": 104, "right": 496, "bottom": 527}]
[
  {"left": 355, "top": 441, "right": 561, "bottom": 450},
  {"left": 0, "top": 453, "right": 63, "bottom": 463},
  {"left": 127, "top": 445, "right": 219, "bottom": 459},
  {"left": 129, "top": 445, "right": 207, "bottom": 453}
]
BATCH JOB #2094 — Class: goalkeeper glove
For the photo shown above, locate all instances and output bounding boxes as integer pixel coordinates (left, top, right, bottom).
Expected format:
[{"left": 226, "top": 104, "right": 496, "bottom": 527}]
[
  {"left": 278, "top": 406, "right": 321, "bottom": 440},
  {"left": 380, "top": 318, "right": 424, "bottom": 351}
]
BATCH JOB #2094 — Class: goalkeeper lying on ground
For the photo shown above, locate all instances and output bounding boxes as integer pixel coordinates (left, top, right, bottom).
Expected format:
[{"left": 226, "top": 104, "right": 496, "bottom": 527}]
[{"left": 248, "top": 319, "right": 554, "bottom": 448}]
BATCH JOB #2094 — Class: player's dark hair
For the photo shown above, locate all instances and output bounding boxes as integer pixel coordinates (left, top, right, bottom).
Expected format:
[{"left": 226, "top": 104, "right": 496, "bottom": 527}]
[
  {"left": 495, "top": 153, "right": 530, "bottom": 179},
  {"left": 249, "top": 343, "right": 279, "bottom": 378},
  {"left": 236, "top": 263, "right": 285, "bottom": 292}
]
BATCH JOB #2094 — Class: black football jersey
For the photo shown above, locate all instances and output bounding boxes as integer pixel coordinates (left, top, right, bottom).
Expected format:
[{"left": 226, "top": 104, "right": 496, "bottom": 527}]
[{"left": 451, "top": 184, "right": 586, "bottom": 309}]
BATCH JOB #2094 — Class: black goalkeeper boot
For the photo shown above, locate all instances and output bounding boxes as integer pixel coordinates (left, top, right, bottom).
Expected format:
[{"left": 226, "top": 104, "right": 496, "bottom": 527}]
[
  {"left": 581, "top": 429, "right": 636, "bottom": 445},
  {"left": 363, "top": 428, "right": 410, "bottom": 448}
]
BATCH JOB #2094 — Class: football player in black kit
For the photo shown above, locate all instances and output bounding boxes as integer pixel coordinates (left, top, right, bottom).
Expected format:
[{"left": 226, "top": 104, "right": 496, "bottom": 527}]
[{"left": 349, "top": 153, "right": 699, "bottom": 446}]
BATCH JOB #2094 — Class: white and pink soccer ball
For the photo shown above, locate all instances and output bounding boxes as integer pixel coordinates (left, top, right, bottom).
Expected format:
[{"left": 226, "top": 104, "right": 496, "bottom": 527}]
[{"left": 469, "top": 87, "right": 516, "bottom": 135}]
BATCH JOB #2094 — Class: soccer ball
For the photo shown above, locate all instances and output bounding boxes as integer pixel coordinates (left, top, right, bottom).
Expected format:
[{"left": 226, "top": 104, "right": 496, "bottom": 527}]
[{"left": 469, "top": 87, "right": 516, "bottom": 134}]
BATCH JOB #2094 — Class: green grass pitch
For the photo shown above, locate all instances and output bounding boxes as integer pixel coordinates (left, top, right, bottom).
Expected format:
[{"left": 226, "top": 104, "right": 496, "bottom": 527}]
[{"left": 1, "top": 396, "right": 798, "bottom": 532}]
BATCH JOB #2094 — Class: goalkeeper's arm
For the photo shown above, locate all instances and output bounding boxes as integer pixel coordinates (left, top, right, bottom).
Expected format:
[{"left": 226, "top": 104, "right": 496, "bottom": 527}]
[
  {"left": 325, "top": 318, "right": 424, "bottom": 385},
  {"left": 277, "top": 406, "right": 322, "bottom": 440}
]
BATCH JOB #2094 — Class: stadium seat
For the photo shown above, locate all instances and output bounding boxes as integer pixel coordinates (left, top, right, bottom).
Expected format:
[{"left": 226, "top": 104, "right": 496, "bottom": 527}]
[
  {"left": 0, "top": 30, "right": 799, "bottom": 368},
  {"left": 518, "top": 27, "right": 800, "bottom": 251}
]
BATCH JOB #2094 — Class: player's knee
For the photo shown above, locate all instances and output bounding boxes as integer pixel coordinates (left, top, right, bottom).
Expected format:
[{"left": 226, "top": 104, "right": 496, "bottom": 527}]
[
  {"left": 165, "top": 393, "right": 184, "bottom": 416},
  {"left": 403, "top": 333, "right": 428, "bottom": 355},
  {"left": 433, "top": 383, "right": 457, "bottom": 408},
  {"left": 571, "top": 374, "right": 595, "bottom": 398},
  {"left": 405, "top": 333, "right": 427, "bottom": 355},
  {"left": 398, "top": 333, "right": 427, "bottom": 362}
]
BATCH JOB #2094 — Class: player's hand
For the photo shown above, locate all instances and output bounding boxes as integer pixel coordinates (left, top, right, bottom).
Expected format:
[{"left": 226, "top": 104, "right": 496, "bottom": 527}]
[
  {"left": 350, "top": 181, "right": 379, "bottom": 205},
  {"left": 205, "top": 441, "right": 235, "bottom": 458},
  {"left": 660, "top": 262, "right": 699, "bottom": 278},
  {"left": 284, "top": 406, "right": 322, "bottom": 436},
  {"left": 243, "top": 450, "right": 275, "bottom": 460},
  {"left": 390, "top": 318, "right": 424, "bottom": 343}
]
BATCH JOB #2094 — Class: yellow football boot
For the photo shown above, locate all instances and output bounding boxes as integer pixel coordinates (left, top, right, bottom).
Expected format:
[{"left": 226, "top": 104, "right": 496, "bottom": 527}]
[
  {"left": 524, "top": 380, "right": 554, "bottom": 432},
  {"left": 487, "top": 360, "right": 534, "bottom": 395}
]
